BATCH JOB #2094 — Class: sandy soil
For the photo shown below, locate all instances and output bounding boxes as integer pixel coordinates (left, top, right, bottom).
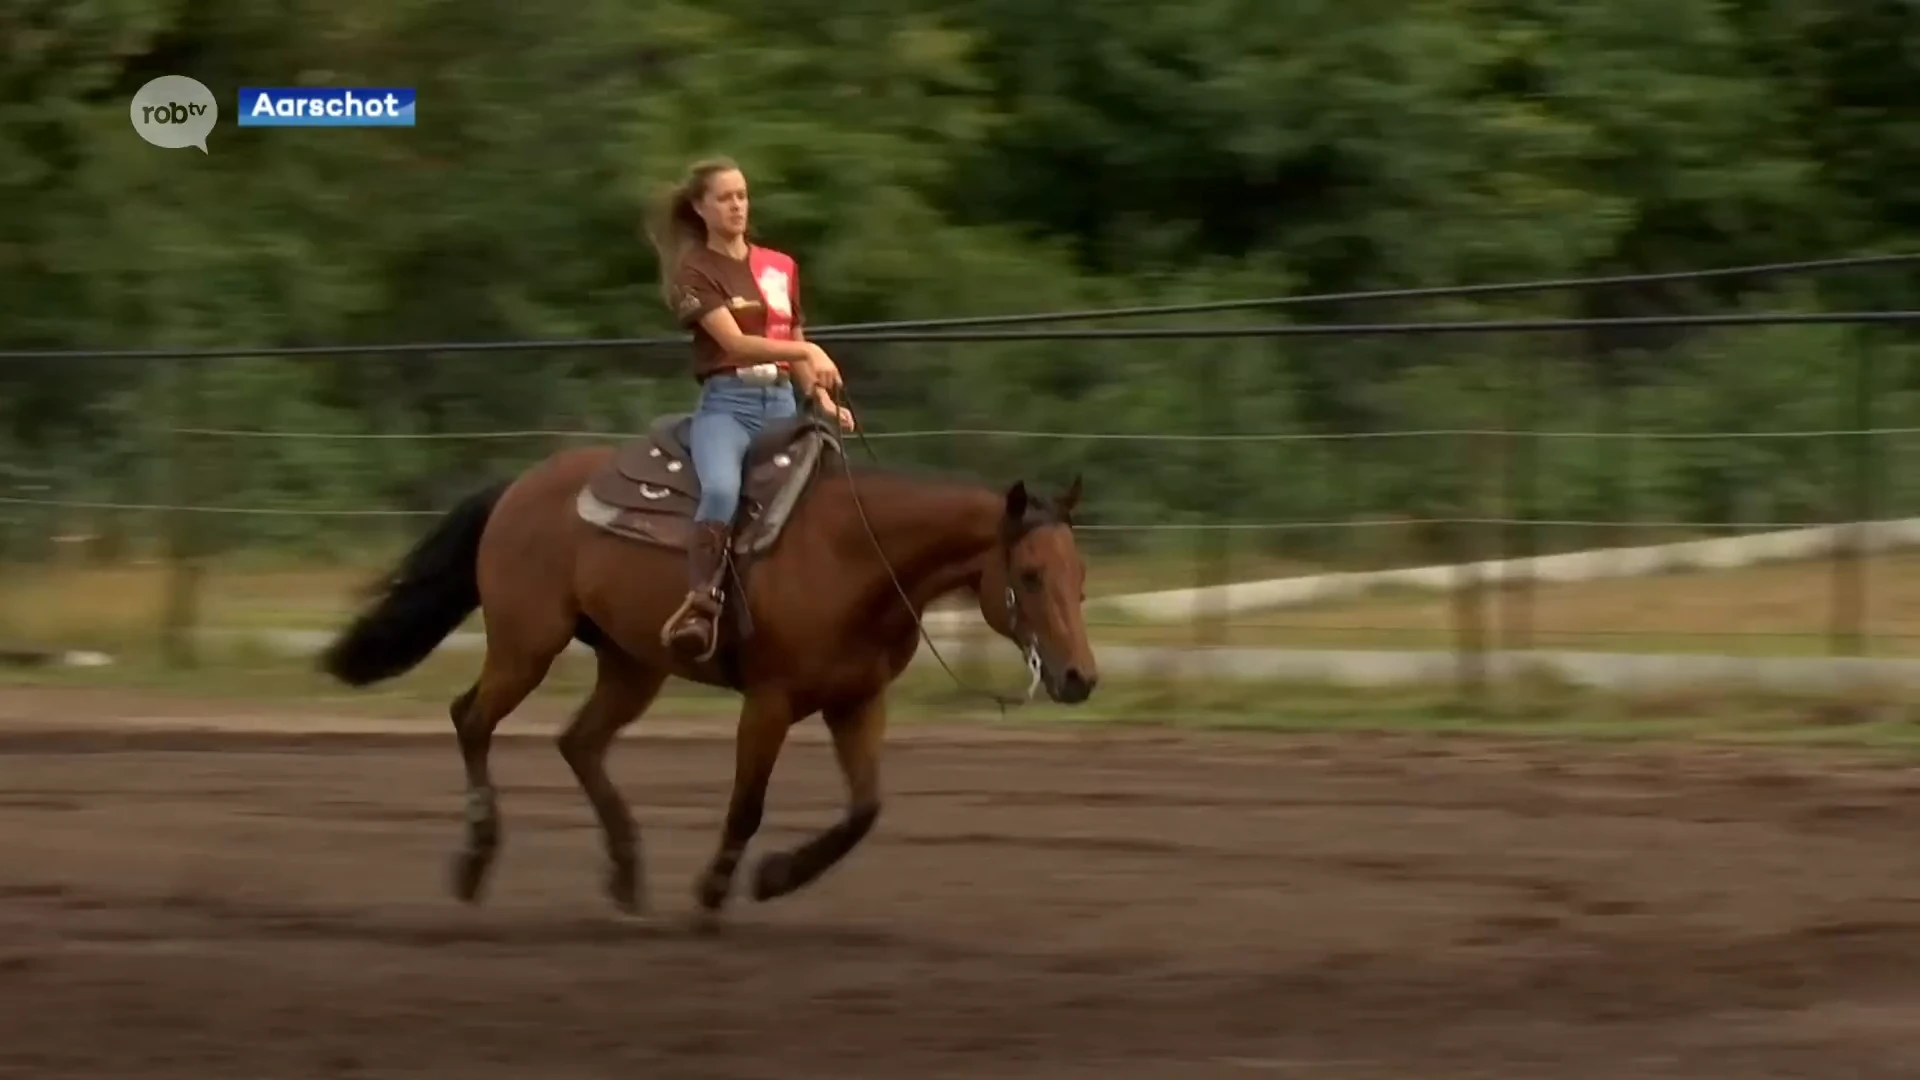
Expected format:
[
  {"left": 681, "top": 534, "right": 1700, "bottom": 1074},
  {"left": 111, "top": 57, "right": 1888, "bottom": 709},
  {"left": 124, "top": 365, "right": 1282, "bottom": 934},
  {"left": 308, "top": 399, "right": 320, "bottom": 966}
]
[{"left": 5, "top": 687, "right": 1920, "bottom": 1078}]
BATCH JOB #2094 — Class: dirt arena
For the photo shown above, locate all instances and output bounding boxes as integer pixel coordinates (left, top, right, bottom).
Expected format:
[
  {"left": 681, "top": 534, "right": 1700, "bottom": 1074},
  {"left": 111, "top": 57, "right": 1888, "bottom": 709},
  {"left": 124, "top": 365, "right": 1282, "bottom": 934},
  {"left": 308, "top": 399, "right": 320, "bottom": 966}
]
[{"left": 6, "top": 689, "right": 1920, "bottom": 1078}]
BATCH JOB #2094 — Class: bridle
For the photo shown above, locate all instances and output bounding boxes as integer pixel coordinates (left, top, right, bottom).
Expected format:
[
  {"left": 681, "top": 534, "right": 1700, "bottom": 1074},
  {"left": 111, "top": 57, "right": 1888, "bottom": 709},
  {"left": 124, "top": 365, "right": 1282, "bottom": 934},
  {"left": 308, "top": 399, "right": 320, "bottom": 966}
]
[
  {"left": 995, "top": 520, "right": 1049, "bottom": 703},
  {"left": 819, "top": 389, "right": 1049, "bottom": 713}
]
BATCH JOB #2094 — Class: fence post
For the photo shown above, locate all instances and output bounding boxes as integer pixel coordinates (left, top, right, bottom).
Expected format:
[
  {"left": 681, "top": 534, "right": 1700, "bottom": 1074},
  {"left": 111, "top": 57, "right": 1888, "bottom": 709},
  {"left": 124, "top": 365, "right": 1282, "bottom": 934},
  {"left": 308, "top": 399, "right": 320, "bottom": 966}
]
[
  {"left": 949, "top": 344, "right": 993, "bottom": 697},
  {"left": 0, "top": 467, "right": 15, "bottom": 644},
  {"left": 1598, "top": 362, "right": 1634, "bottom": 557},
  {"left": 1829, "top": 338, "right": 1875, "bottom": 660},
  {"left": 1449, "top": 424, "right": 1492, "bottom": 714},
  {"left": 1504, "top": 344, "right": 1541, "bottom": 650},
  {"left": 1193, "top": 352, "right": 1230, "bottom": 650},
  {"left": 159, "top": 362, "right": 204, "bottom": 668},
  {"left": 1493, "top": 343, "right": 1542, "bottom": 714}
]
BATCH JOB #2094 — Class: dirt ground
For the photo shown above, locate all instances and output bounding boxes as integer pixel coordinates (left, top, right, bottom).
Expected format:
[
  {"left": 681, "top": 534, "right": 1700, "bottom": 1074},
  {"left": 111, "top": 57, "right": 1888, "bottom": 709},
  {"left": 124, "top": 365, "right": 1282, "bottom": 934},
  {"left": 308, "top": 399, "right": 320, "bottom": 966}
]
[{"left": 6, "top": 689, "right": 1920, "bottom": 1078}]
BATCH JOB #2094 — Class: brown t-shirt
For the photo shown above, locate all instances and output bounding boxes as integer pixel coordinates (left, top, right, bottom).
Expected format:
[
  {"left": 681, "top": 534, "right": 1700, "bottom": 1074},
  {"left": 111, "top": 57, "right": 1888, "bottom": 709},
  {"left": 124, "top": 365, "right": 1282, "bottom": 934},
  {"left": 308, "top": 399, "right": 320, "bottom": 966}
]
[{"left": 667, "top": 244, "right": 806, "bottom": 380}]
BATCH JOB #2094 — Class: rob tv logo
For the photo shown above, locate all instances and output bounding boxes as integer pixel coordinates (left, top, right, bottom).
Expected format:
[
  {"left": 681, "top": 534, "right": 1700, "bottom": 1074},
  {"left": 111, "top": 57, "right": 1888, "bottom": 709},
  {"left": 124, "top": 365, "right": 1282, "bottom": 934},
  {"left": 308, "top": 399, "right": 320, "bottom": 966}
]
[
  {"left": 129, "top": 77, "right": 415, "bottom": 150},
  {"left": 142, "top": 100, "right": 209, "bottom": 126},
  {"left": 130, "top": 76, "right": 219, "bottom": 152}
]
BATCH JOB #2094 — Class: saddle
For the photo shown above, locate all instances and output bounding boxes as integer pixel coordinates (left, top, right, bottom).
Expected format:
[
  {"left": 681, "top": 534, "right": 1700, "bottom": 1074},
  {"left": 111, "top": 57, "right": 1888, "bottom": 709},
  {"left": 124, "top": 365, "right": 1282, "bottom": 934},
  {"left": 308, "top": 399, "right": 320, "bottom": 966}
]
[{"left": 576, "top": 412, "right": 838, "bottom": 556}]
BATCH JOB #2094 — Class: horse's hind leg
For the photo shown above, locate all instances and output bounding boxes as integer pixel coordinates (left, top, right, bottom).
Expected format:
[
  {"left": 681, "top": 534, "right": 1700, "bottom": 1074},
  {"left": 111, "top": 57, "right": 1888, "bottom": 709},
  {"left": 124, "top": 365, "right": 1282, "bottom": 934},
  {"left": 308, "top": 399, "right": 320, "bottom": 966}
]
[
  {"left": 450, "top": 638, "right": 563, "bottom": 904},
  {"left": 753, "top": 692, "right": 886, "bottom": 903},
  {"left": 556, "top": 648, "right": 667, "bottom": 915}
]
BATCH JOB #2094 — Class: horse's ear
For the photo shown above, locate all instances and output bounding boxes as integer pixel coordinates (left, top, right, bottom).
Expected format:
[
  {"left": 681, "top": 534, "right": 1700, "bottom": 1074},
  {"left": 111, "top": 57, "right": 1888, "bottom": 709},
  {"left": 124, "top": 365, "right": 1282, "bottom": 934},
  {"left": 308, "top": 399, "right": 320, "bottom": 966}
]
[
  {"left": 1055, "top": 474, "right": 1083, "bottom": 520},
  {"left": 1004, "top": 481, "right": 1030, "bottom": 521}
]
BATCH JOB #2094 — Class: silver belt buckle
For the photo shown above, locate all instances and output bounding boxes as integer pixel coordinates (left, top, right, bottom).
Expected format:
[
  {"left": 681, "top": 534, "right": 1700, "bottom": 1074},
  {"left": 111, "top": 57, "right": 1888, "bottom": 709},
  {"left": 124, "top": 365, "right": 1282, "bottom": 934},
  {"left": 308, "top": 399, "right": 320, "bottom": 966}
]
[{"left": 736, "top": 362, "right": 783, "bottom": 388}]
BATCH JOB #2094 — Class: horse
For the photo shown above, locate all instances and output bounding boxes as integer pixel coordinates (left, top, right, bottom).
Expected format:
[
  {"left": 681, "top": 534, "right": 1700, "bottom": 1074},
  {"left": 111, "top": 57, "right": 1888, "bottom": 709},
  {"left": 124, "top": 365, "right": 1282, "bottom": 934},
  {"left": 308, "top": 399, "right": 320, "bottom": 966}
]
[{"left": 316, "top": 408, "right": 1099, "bottom": 919}]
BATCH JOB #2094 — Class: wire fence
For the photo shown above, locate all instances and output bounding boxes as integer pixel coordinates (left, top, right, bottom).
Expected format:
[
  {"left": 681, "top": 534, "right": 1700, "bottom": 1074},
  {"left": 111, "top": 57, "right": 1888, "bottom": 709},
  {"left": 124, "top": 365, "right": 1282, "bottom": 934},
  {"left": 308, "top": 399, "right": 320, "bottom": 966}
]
[
  {"left": 5, "top": 250, "right": 1913, "bottom": 361},
  {"left": 3, "top": 252, "right": 1919, "bottom": 700}
]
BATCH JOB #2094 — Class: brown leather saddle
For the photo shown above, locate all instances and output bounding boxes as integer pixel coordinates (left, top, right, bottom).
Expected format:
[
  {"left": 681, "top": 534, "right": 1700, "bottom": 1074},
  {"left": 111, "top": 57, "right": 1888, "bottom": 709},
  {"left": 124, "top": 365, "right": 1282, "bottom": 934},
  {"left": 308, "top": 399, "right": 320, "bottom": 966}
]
[{"left": 576, "top": 411, "right": 838, "bottom": 556}]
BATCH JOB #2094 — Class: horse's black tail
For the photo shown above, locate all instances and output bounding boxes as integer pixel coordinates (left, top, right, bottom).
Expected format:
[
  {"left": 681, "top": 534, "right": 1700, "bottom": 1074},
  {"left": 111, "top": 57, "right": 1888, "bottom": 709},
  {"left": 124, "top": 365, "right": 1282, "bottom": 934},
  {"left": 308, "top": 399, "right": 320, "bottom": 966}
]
[{"left": 319, "top": 480, "right": 510, "bottom": 687}]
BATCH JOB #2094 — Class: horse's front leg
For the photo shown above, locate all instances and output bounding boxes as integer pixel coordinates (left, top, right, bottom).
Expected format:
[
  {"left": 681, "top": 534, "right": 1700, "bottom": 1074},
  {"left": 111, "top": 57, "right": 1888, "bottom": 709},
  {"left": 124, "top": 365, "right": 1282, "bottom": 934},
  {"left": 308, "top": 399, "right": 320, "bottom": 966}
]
[
  {"left": 694, "top": 691, "right": 794, "bottom": 918},
  {"left": 752, "top": 692, "right": 885, "bottom": 902}
]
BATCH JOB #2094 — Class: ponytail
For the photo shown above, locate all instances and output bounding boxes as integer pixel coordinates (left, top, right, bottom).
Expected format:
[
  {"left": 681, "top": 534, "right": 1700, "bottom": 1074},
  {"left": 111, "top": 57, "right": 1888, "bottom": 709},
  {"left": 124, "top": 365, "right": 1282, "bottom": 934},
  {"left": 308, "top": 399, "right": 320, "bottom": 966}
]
[{"left": 647, "top": 156, "right": 741, "bottom": 306}]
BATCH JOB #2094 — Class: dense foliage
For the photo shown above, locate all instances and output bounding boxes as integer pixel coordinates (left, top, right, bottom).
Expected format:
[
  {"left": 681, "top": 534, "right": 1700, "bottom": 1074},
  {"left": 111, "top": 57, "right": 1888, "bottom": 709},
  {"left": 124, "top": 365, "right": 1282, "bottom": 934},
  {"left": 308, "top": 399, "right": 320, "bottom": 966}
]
[{"left": 4, "top": 0, "right": 1919, "bottom": 566}]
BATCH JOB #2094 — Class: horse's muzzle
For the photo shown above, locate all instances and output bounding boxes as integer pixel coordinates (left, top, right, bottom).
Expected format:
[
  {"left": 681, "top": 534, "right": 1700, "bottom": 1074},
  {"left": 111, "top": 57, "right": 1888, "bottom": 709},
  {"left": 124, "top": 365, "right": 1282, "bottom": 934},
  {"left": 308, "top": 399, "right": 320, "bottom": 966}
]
[{"left": 1052, "top": 665, "right": 1096, "bottom": 705}]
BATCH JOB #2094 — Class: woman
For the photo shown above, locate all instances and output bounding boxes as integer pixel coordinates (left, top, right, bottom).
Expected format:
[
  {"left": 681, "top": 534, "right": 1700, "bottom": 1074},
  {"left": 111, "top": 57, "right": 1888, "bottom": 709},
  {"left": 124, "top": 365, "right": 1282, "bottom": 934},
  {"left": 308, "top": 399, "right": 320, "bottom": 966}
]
[{"left": 648, "top": 156, "right": 856, "bottom": 663}]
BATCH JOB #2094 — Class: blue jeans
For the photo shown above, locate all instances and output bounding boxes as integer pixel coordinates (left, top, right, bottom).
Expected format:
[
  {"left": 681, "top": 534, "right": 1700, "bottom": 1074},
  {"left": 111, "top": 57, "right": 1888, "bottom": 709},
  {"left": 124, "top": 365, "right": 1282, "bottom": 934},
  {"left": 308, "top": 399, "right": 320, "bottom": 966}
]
[{"left": 689, "top": 374, "right": 798, "bottom": 524}]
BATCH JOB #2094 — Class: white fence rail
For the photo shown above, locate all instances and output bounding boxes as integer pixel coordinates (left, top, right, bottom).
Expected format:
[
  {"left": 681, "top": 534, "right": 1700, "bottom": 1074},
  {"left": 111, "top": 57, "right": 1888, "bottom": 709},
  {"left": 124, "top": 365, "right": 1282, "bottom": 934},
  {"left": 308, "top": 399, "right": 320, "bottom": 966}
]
[{"left": 905, "top": 519, "right": 1919, "bottom": 629}]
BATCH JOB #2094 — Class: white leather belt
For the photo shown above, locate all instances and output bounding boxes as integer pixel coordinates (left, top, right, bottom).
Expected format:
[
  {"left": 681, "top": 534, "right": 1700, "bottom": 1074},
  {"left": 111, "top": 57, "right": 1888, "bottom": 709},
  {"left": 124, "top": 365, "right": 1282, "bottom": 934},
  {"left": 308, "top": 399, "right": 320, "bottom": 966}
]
[{"left": 730, "top": 363, "right": 788, "bottom": 388}]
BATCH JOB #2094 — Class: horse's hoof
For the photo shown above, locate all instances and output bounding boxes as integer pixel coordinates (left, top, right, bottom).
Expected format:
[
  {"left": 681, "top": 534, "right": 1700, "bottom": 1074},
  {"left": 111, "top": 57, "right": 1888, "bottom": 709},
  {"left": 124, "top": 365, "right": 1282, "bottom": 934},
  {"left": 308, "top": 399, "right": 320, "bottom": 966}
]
[
  {"left": 751, "top": 851, "right": 794, "bottom": 902},
  {"left": 694, "top": 870, "right": 731, "bottom": 913},
  {"left": 450, "top": 848, "right": 491, "bottom": 905},
  {"left": 607, "top": 860, "right": 646, "bottom": 916}
]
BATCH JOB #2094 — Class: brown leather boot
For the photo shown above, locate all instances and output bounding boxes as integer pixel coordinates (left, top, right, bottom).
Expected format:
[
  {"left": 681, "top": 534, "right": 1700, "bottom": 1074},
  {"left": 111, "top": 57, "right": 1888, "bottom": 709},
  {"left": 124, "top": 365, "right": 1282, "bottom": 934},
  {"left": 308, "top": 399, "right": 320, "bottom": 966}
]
[{"left": 663, "top": 521, "right": 729, "bottom": 662}]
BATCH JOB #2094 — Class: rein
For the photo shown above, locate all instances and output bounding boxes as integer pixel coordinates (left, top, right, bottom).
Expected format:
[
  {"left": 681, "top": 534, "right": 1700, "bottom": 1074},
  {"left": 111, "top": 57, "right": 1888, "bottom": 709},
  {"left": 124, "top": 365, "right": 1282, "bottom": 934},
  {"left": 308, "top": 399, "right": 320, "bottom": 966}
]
[{"left": 815, "top": 388, "right": 1044, "bottom": 714}]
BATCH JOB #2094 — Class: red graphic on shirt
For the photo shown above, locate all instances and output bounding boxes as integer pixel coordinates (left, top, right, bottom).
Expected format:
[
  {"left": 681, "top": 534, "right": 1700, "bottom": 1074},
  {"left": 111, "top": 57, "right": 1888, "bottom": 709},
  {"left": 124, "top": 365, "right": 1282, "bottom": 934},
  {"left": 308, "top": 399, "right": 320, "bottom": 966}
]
[{"left": 749, "top": 246, "right": 798, "bottom": 342}]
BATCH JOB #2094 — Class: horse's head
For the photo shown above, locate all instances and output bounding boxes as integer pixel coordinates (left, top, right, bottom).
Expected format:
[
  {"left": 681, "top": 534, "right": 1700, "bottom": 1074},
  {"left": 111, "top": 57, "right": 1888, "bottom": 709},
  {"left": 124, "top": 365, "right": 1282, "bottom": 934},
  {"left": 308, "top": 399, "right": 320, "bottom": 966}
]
[{"left": 982, "top": 475, "right": 1098, "bottom": 705}]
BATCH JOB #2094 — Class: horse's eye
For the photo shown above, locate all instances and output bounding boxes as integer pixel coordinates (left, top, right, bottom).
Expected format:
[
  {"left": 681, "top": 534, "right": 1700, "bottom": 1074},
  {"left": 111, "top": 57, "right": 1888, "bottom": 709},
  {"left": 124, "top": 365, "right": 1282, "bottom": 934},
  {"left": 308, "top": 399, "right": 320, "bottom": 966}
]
[{"left": 1019, "top": 569, "right": 1043, "bottom": 591}]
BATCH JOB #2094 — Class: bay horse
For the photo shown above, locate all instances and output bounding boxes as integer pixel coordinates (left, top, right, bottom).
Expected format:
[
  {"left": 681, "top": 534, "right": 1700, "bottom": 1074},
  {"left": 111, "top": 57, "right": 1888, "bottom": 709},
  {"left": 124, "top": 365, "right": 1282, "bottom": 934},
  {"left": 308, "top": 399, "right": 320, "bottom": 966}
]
[{"left": 317, "top": 408, "right": 1098, "bottom": 919}]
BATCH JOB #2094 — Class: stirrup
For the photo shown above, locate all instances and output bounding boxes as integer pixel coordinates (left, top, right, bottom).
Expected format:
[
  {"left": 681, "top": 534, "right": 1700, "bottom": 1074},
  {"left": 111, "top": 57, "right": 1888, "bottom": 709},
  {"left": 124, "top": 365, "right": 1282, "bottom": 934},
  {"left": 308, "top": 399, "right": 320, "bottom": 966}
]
[{"left": 661, "top": 591, "right": 721, "bottom": 662}]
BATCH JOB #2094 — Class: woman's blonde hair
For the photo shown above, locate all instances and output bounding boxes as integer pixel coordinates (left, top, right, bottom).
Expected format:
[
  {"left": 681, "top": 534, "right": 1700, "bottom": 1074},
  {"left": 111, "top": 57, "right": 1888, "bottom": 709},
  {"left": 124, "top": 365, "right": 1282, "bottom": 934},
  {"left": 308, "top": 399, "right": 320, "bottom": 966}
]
[{"left": 646, "top": 156, "right": 742, "bottom": 305}]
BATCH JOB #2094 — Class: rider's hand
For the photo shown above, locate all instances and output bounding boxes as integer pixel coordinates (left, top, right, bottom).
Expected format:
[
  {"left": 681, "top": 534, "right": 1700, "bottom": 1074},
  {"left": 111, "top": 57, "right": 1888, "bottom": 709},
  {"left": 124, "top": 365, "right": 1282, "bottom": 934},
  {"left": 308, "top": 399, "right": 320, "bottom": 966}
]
[
  {"left": 803, "top": 343, "right": 843, "bottom": 392},
  {"left": 812, "top": 386, "right": 855, "bottom": 431}
]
